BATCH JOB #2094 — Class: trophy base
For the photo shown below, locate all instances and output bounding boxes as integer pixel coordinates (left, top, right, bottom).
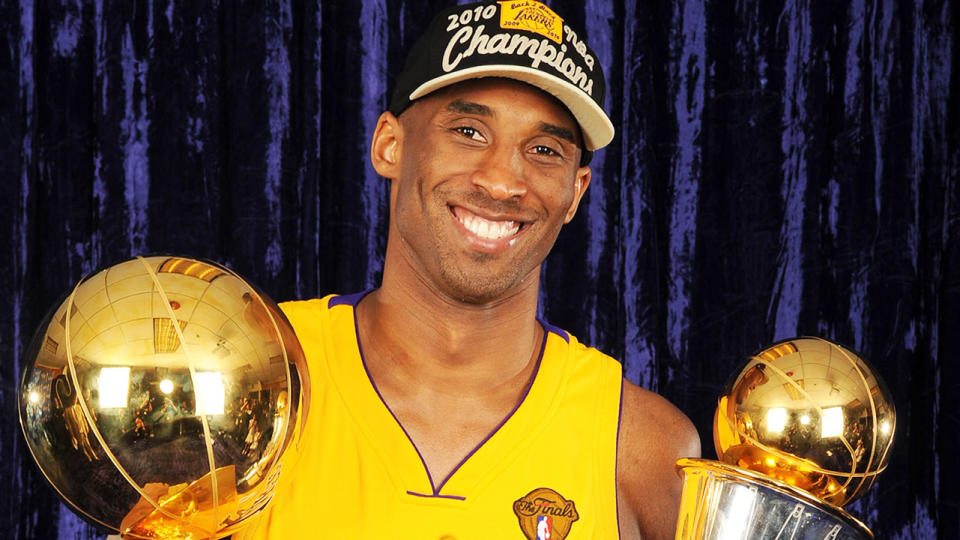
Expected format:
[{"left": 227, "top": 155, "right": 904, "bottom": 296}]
[{"left": 675, "top": 458, "right": 873, "bottom": 539}]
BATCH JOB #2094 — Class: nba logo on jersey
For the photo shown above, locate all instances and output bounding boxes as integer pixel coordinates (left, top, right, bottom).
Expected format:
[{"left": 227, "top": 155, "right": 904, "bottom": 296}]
[
  {"left": 513, "top": 487, "right": 579, "bottom": 540},
  {"left": 536, "top": 515, "right": 552, "bottom": 539}
]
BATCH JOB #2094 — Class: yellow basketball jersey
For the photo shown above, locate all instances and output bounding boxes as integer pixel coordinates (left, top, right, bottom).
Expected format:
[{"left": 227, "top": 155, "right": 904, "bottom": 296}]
[{"left": 236, "top": 292, "right": 623, "bottom": 539}]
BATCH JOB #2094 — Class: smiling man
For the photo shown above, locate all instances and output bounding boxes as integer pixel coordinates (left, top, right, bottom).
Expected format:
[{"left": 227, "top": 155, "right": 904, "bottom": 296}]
[{"left": 239, "top": 2, "right": 699, "bottom": 539}]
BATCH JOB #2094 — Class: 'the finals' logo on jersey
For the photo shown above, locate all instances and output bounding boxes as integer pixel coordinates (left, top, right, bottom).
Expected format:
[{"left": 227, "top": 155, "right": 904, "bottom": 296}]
[{"left": 513, "top": 487, "right": 579, "bottom": 540}]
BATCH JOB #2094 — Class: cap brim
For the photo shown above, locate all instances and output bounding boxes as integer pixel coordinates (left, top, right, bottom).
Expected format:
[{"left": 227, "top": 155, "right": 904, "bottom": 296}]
[{"left": 408, "top": 65, "right": 615, "bottom": 151}]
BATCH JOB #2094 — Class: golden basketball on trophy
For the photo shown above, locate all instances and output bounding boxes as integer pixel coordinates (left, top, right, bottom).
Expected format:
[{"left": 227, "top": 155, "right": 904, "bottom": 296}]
[
  {"left": 676, "top": 337, "right": 895, "bottom": 539},
  {"left": 18, "top": 256, "right": 309, "bottom": 539}
]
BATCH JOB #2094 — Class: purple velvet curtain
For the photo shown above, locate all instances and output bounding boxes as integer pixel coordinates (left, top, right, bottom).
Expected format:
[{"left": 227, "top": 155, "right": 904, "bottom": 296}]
[{"left": 1, "top": 0, "right": 956, "bottom": 538}]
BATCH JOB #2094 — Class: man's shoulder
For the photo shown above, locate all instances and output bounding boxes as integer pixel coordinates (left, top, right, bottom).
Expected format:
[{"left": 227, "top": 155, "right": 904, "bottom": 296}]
[
  {"left": 616, "top": 380, "right": 700, "bottom": 539},
  {"left": 277, "top": 294, "right": 358, "bottom": 336},
  {"left": 279, "top": 291, "right": 369, "bottom": 315},
  {"left": 278, "top": 293, "right": 340, "bottom": 310},
  {"left": 544, "top": 323, "right": 614, "bottom": 361},
  {"left": 542, "top": 327, "right": 627, "bottom": 389},
  {"left": 620, "top": 381, "right": 698, "bottom": 446}
]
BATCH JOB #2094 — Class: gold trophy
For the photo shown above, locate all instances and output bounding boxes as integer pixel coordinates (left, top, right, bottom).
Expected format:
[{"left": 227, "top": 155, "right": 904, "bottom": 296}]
[
  {"left": 18, "top": 256, "right": 309, "bottom": 538},
  {"left": 676, "top": 337, "right": 895, "bottom": 539}
]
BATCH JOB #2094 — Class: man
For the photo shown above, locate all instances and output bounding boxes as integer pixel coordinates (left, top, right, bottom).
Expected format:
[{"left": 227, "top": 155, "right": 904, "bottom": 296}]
[{"left": 240, "top": 2, "right": 699, "bottom": 538}]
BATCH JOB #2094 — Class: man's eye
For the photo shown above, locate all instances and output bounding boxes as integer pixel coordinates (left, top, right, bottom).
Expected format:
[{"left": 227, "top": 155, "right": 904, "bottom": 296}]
[
  {"left": 532, "top": 145, "right": 559, "bottom": 156},
  {"left": 454, "top": 126, "right": 484, "bottom": 142}
]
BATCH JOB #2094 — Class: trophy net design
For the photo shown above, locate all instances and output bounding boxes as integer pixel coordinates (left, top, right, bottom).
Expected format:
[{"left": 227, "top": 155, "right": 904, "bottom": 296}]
[
  {"left": 18, "top": 256, "right": 309, "bottom": 539},
  {"left": 676, "top": 337, "right": 895, "bottom": 539}
]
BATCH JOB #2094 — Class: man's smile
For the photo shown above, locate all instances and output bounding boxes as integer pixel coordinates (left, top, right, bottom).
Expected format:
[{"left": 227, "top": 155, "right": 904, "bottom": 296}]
[{"left": 450, "top": 205, "right": 526, "bottom": 247}]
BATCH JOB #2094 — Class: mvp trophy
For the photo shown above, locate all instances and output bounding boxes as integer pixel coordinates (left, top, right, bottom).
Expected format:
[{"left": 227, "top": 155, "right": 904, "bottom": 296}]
[
  {"left": 676, "top": 338, "right": 895, "bottom": 539},
  {"left": 18, "top": 256, "right": 309, "bottom": 538}
]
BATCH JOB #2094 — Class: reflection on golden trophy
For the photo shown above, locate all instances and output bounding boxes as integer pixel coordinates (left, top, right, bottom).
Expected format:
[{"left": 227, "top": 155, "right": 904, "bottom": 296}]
[
  {"left": 676, "top": 337, "right": 895, "bottom": 539},
  {"left": 18, "top": 256, "right": 309, "bottom": 539}
]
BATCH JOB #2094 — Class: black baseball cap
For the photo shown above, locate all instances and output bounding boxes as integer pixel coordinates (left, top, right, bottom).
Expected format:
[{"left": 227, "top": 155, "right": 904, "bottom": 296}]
[{"left": 388, "top": 1, "right": 615, "bottom": 153}]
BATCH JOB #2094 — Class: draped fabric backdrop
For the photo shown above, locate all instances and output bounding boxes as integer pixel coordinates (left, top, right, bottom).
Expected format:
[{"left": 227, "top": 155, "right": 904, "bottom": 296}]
[{"left": 1, "top": 0, "right": 956, "bottom": 538}]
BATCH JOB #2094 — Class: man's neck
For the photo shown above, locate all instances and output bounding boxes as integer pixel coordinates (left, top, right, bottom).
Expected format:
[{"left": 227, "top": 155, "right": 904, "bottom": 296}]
[
  {"left": 353, "top": 268, "right": 545, "bottom": 484},
  {"left": 355, "top": 269, "right": 544, "bottom": 396}
]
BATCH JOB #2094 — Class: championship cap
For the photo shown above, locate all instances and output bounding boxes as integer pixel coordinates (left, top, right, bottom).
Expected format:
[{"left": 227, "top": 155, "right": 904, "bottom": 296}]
[{"left": 388, "top": 1, "right": 615, "bottom": 153}]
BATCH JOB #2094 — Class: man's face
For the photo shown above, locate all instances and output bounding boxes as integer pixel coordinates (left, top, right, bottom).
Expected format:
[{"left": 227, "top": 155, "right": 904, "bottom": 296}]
[{"left": 375, "top": 78, "right": 591, "bottom": 304}]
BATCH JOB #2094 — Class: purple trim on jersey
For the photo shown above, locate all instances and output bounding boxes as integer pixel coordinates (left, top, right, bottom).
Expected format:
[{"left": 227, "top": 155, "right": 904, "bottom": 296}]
[
  {"left": 353, "top": 302, "right": 550, "bottom": 499},
  {"left": 537, "top": 317, "right": 570, "bottom": 343},
  {"left": 615, "top": 378, "right": 624, "bottom": 539},
  {"left": 352, "top": 305, "right": 442, "bottom": 494},
  {"left": 432, "top": 329, "right": 547, "bottom": 493},
  {"left": 405, "top": 490, "right": 467, "bottom": 501},
  {"left": 328, "top": 290, "right": 370, "bottom": 308}
]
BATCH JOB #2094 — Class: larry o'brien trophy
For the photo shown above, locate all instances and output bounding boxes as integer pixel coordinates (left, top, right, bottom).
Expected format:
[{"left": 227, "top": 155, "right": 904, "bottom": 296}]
[
  {"left": 675, "top": 337, "right": 895, "bottom": 539},
  {"left": 18, "top": 256, "right": 309, "bottom": 538}
]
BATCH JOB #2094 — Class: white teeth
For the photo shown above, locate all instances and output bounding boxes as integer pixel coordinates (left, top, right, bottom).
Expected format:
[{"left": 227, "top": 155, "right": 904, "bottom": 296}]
[{"left": 460, "top": 214, "right": 520, "bottom": 240}]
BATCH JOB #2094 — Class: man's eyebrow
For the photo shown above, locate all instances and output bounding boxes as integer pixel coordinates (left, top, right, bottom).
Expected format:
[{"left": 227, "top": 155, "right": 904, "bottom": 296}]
[
  {"left": 443, "top": 100, "right": 578, "bottom": 144},
  {"left": 537, "top": 122, "right": 577, "bottom": 144},
  {"left": 445, "top": 99, "right": 492, "bottom": 116}
]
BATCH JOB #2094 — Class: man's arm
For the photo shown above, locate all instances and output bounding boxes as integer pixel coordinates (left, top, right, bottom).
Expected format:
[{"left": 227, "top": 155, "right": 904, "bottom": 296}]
[{"left": 617, "top": 381, "right": 701, "bottom": 540}]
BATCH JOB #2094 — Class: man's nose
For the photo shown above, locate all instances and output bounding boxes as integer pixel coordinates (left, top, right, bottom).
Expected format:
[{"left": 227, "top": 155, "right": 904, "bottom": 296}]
[{"left": 470, "top": 147, "right": 527, "bottom": 200}]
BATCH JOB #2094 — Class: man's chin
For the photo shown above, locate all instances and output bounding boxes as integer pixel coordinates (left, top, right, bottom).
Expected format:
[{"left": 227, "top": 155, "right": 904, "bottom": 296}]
[{"left": 437, "top": 268, "right": 533, "bottom": 307}]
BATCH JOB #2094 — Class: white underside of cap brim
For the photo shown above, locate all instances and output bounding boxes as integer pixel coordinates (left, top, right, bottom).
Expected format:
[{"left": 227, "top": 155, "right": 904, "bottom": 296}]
[{"left": 408, "top": 65, "right": 615, "bottom": 151}]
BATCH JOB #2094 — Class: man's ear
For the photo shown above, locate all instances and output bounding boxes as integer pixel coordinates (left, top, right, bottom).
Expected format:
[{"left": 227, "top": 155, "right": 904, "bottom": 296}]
[
  {"left": 563, "top": 166, "right": 592, "bottom": 223},
  {"left": 371, "top": 111, "right": 402, "bottom": 178}
]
